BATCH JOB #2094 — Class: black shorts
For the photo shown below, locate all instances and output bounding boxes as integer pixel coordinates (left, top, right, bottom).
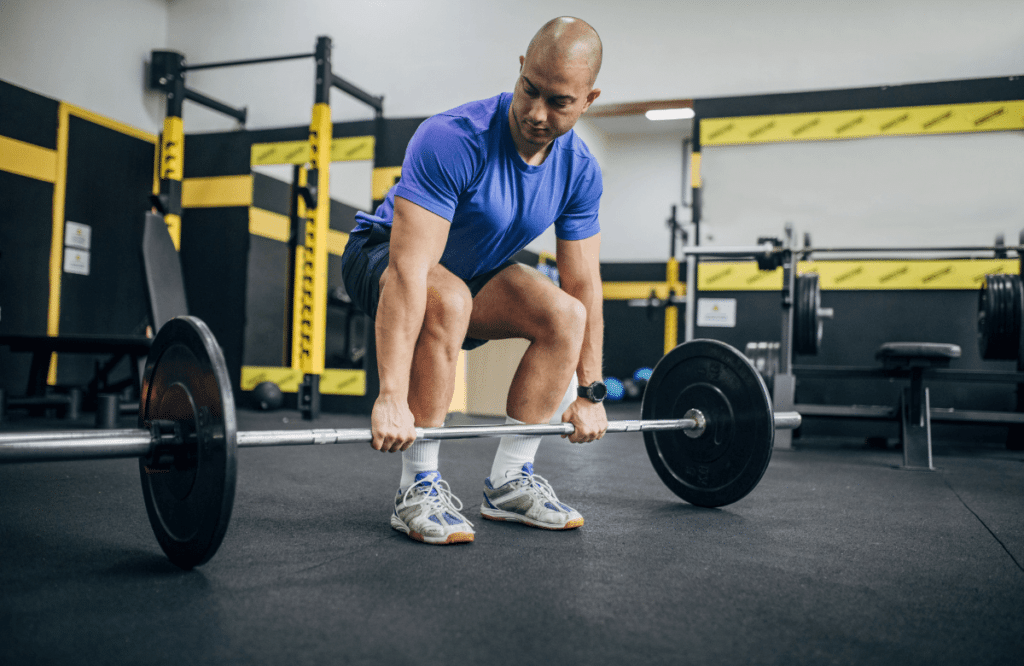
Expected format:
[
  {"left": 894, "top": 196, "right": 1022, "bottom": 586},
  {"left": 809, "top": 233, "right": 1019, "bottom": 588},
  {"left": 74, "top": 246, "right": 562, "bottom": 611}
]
[{"left": 340, "top": 222, "right": 518, "bottom": 351}]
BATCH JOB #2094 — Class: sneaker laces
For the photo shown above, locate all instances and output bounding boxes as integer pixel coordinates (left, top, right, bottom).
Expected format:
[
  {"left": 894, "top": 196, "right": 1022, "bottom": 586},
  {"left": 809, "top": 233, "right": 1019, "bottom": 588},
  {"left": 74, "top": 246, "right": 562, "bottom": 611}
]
[
  {"left": 401, "top": 475, "right": 474, "bottom": 527},
  {"left": 507, "top": 468, "right": 565, "bottom": 511}
]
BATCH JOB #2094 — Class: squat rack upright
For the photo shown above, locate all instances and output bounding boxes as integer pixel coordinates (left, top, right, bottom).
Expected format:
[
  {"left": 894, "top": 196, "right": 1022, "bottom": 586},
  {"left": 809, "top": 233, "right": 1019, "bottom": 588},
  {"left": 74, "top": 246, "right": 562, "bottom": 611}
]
[{"left": 147, "top": 36, "right": 384, "bottom": 420}]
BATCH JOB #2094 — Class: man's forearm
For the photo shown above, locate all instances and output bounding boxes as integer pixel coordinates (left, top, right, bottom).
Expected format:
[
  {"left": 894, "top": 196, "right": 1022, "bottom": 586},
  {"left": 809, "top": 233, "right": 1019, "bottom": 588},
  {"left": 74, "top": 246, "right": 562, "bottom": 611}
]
[
  {"left": 564, "top": 280, "right": 604, "bottom": 386},
  {"left": 375, "top": 267, "right": 427, "bottom": 401}
]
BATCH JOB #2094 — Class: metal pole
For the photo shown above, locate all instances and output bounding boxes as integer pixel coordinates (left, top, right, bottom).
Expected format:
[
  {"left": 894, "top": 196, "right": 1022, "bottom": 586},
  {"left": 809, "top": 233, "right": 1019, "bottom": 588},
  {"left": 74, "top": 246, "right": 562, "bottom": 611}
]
[
  {"left": 680, "top": 243, "right": 778, "bottom": 257},
  {"left": 182, "top": 52, "right": 315, "bottom": 71},
  {"left": 0, "top": 413, "right": 802, "bottom": 463}
]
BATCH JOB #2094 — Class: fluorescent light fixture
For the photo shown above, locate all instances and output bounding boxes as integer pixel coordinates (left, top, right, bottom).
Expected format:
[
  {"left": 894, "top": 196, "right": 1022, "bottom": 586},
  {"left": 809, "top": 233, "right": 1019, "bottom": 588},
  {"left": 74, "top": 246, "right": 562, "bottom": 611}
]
[{"left": 645, "top": 108, "right": 695, "bottom": 121}]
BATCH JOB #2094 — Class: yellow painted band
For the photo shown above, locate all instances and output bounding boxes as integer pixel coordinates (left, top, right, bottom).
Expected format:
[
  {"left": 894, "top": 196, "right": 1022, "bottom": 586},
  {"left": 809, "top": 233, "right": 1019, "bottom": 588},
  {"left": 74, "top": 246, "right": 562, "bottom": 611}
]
[
  {"left": 690, "top": 152, "right": 702, "bottom": 188},
  {"left": 250, "top": 136, "right": 375, "bottom": 166},
  {"left": 603, "top": 281, "right": 685, "bottom": 300},
  {"left": 0, "top": 135, "right": 57, "bottom": 182},
  {"left": 63, "top": 103, "right": 157, "bottom": 144},
  {"left": 372, "top": 166, "right": 402, "bottom": 201},
  {"left": 320, "top": 369, "right": 367, "bottom": 396},
  {"left": 249, "top": 207, "right": 290, "bottom": 242},
  {"left": 241, "top": 366, "right": 304, "bottom": 392},
  {"left": 664, "top": 307, "right": 678, "bottom": 355},
  {"left": 297, "top": 104, "right": 333, "bottom": 375},
  {"left": 701, "top": 100, "right": 1024, "bottom": 146},
  {"left": 291, "top": 244, "right": 305, "bottom": 370},
  {"left": 696, "top": 259, "right": 1016, "bottom": 291},
  {"left": 666, "top": 257, "right": 679, "bottom": 284},
  {"left": 181, "top": 175, "right": 253, "bottom": 208},
  {"left": 326, "top": 229, "right": 349, "bottom": 257}
]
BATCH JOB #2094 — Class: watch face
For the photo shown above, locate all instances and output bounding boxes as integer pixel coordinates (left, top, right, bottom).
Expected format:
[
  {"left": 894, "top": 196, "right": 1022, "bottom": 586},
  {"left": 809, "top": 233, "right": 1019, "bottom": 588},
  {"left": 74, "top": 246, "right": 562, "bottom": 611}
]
[{"left": 591, "top": 382, "right": 607, "bottom": 401}]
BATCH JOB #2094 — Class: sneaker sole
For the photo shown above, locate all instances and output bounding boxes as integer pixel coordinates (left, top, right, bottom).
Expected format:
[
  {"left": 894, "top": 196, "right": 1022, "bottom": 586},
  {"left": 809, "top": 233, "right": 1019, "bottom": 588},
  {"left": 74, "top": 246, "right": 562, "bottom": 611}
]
[
  {"left": 480, "top": 506, "right": 584, "bottom": 530},
  {"left": 390, "top": 515, "right": 475, "bottom": 545}
]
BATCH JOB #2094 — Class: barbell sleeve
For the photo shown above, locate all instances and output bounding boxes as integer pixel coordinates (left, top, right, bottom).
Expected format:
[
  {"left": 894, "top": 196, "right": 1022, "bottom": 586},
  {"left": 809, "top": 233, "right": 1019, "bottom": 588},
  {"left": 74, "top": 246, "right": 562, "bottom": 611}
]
[{"left": 0, "top": 431, "right": 153, "bottom": 463}]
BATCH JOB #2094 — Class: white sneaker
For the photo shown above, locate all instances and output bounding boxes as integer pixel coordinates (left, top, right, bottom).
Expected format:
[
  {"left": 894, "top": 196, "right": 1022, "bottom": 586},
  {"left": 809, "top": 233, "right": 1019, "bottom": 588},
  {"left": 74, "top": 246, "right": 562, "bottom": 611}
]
[
  {"left": 481, "top": 463, "right": 584, "bottom": 530},
  {"left": 391, "top": 471, "right": 475, "bottom": 545}
]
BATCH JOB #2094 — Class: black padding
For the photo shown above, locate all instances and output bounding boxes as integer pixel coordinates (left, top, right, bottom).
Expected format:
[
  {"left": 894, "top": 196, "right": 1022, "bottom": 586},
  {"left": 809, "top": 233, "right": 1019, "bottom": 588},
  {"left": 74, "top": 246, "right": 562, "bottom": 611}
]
[
  {"left": 141, "top": 212, "right": 189, "bottom": 332},
  {"left": 876, "top": 342, "right": 962, "bottom": 360}
]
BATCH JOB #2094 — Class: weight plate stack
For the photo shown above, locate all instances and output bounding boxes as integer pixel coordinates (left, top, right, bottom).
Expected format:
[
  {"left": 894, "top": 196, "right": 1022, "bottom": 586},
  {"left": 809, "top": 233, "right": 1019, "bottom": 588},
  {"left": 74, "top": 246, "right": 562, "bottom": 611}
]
[
  {"left": 794, "top": 273, "right": 822, "bottom": 356},
  {"left": 744, "top": 341, "right": 780, "bottom": 393},
  {"left": 978, "top": 274, "right": 1023, "bottom": 361}
]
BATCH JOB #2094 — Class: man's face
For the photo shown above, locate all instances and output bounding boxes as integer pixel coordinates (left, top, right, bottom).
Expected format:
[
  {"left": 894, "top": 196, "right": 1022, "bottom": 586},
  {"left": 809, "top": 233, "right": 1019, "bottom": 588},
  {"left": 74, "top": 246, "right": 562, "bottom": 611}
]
[{"left": 509, "top": 52, "right": 601, "bottom": 153}]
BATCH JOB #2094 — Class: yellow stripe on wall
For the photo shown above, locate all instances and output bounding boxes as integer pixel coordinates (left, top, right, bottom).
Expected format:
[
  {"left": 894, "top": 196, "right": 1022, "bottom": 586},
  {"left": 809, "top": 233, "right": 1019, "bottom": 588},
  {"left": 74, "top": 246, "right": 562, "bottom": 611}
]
[
  {"left": 372, "top": 166, "right": 402, "bottom": 200},
  {"left": 62, "top": 103, "right": 158, "bottom": 144},
  {"left": 241, "top": 366, "right": 368, "bottom": 397},
  {"left": 701, "top": 100, "right": 1024, "bottom": 146},
  {"left": 182, "top": 175, "right": 253, "bottom": 208},
  {"left": 249, "top": 207, "right": 290, "bottom": 242},
  {"left": 603, "top": 281, "right": 685, "bottom": 300},
  {"left": 250, "top": 136, "right": 375, "bottom": 166},
  {"left": 326, "top": 229, "right": 349, "bottom": 256},
  {"left": 0, "top": 135, "right": 57, "bottom": 182},
  {"left": 241, "top": 366, "right": 305, "bottom": 392},
  {"left": 697, "top": 259, "right": 1016, "bottom": 291},
  {"left": 321, "top": 369, "right": 366, "bottom": 396}
]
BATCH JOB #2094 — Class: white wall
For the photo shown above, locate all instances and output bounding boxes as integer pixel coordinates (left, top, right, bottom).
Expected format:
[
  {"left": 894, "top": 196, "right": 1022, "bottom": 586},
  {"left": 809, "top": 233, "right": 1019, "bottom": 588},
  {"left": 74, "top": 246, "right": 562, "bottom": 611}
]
[
  {"left": 3, "top": 0, "right": 1023, "bottom": 258},
  {"left": 163, "top": 0, "right": 1024, "bottom": 133},
  {"left": 700, "top": 132, "right": 1024, "bottom": 249},
  {"left": 0, "top": 0, "right": 168, "bottom": 133}
]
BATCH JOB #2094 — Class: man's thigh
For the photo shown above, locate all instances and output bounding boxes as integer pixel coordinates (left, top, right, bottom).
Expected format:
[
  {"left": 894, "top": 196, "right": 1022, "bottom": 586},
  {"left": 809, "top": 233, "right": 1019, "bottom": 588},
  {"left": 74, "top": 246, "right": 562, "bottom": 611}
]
[{"left": 466, "top": 263, "right": 569, "bottom": 341}]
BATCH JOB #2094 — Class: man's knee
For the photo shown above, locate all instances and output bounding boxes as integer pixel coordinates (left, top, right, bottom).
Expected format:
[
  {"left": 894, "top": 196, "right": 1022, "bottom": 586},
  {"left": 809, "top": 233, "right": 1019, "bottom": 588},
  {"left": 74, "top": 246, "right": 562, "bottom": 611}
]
[
  {"left": 423, "top": 283, "right": 473, "bottom": 342},
  {"left": 538, "top": 292, "right": 586, "bottom": 349}
]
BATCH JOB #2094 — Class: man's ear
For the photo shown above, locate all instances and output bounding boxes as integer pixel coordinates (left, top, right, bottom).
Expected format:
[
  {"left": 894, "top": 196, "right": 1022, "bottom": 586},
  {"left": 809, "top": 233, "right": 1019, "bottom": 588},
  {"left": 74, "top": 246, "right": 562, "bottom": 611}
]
[{"left": 582, "top": 88, "right": 602, "bottom": 113}]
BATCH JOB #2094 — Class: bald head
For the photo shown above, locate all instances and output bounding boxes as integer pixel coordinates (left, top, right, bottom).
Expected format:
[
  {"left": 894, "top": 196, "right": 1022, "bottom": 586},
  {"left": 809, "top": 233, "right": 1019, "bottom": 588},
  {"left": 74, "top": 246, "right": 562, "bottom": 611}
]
[{"left": 524, "top": 17, "right": 603, "bottom": 87}]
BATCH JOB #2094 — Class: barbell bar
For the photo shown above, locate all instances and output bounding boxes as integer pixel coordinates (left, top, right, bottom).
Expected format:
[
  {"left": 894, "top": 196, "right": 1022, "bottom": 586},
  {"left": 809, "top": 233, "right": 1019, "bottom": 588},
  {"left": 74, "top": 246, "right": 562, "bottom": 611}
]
[
  {"left": 0, "top": 316, "right": 802, "bottom": 569},
  {"left": 0, "top": 413, "right": 799, "bottom": 462}
]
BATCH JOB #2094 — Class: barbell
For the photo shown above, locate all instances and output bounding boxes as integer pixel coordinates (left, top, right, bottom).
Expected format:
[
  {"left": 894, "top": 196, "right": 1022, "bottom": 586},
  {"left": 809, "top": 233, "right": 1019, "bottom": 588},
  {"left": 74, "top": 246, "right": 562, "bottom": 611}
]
[{"left": 0, "top": 316, "right": 801, "bottom": 569}]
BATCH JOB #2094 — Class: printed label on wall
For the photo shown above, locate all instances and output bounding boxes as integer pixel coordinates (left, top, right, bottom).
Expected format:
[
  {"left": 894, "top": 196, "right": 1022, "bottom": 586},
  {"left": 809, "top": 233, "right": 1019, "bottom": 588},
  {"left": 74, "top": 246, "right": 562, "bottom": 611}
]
[
  {"left": 696, "top": 298, "right": 737, "bottom": 327},
  {"left": 64, "top": 221, "right": 91, "bottom": 250},
  {"left": 63, "top": 249, "right": 90, "bottom": 276}
]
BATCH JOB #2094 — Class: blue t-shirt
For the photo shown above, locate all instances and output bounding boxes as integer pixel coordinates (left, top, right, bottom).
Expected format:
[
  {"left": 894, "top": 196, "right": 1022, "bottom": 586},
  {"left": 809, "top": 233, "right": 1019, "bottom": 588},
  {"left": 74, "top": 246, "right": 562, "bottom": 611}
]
[{"left": 352, "top": 92, "right": 602, "bottom": 281}]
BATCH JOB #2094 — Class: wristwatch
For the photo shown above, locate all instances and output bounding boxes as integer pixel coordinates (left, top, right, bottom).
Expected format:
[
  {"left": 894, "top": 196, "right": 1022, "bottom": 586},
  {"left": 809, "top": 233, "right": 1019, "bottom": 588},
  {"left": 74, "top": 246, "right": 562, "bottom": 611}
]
[{"left": 577, "top": 381, "right": 607, "bottom": 403}]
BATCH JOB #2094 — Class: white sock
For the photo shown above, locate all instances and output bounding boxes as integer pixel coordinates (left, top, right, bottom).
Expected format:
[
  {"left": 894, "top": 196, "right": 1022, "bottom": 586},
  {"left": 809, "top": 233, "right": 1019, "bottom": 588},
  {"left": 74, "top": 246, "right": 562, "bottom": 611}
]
[
  {"left": 400, "top": 438, "right": 440, "bottom": 490},
  {"left": 489, "top": 416, "right": 542, "bottom": 486},
  {"left": 550, "top": 373, "right": 579, "bottom": 424}
]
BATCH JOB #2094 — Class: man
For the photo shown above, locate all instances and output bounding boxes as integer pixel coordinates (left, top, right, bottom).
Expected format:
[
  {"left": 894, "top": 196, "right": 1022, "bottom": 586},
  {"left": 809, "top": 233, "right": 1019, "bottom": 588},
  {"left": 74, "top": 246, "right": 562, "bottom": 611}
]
[{"left": 341, "top": 16, "right": 608, "bottom": 545}]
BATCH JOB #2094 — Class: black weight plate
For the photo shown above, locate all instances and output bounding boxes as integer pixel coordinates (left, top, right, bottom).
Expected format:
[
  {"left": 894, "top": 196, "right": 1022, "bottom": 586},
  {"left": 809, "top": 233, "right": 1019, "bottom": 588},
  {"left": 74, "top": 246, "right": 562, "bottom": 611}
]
[
  {"left": 811, "top": 273, "right": 824, "bottom": 352},
  {"left": 139, "top": 316, "right": 237, "bottom": 569},
  {"left": 793, "top": 276, "right": 808, "bottom": 355},
  {"left": 794, "top": 274, "right": 820, "bottom": 356},
  {"left": 641, "top": 339, "right": 774, "bottom": 507},
  {"left": 979, "top": 274, "right": 1019, "bottom": 360}
]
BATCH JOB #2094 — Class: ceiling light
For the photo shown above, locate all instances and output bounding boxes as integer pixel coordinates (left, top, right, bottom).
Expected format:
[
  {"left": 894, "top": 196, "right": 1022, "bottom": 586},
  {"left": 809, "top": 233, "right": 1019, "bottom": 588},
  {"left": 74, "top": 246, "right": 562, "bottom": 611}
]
[{"left": 645, "top": 108, "right": 695, "bottom": 121}]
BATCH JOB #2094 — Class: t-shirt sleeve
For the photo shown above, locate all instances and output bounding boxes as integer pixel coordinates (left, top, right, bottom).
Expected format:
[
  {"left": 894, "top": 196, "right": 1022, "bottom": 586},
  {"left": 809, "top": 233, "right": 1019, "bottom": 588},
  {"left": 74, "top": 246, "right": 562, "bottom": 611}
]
[
  {"left": 392, "top": 116, "right": 480, "bottom": 221},
  {"left": 554, "top": 158, "right": 602, "bottom": 241}
]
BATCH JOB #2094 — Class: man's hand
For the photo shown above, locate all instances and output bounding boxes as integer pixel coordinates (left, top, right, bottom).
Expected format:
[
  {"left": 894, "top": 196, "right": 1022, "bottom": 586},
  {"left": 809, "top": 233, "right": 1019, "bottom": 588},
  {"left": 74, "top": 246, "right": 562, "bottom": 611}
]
[
  {"left": 561, "top": 398, "right": 608, "bottom": 443},
  {"left": 371, "top": 395, "right": 418, "bottom": 452}
]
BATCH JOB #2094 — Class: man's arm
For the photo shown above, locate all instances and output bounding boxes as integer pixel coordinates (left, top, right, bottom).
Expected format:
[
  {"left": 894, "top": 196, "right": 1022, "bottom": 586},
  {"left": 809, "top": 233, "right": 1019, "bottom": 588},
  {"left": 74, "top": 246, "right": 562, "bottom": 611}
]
[
  {"left": 372, "top": 196, "right": 450, "bottom": 452},
  {"left": 555, "top": 233, "right": 608, "bottom": 442}
]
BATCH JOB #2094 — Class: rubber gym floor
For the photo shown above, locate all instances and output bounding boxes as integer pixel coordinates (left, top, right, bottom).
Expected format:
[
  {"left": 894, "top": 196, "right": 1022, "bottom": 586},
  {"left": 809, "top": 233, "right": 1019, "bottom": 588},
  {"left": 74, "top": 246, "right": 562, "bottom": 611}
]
[{"left": 1, "top": 401, "right": 1021, "bottom": 666}]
